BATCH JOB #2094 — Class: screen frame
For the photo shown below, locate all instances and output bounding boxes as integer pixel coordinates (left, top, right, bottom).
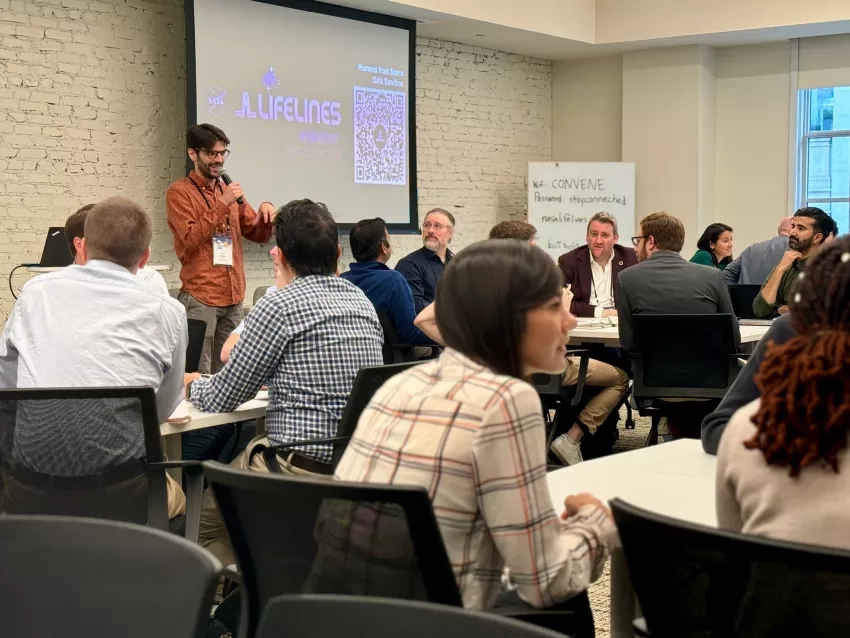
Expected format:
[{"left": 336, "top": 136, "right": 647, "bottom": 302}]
[{"left": 185, "top": 0, "right": 420, "bottom": 233}]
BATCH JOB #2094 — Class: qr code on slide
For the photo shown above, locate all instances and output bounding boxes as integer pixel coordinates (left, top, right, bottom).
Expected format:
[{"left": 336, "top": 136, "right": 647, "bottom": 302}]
[{"left": 354, "top": 87, "right": 406, "bottom": 185}]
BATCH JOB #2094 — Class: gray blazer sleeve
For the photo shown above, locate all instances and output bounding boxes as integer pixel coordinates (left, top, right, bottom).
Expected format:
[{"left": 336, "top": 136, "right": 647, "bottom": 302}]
[
  {"left": 616, "top": 276, "right": 634, "bottom": 352},
  {"left": 701, "top": 314, "right": 796, "bottom": 454},
  {"left": 723, "top": 258, "right": 741, "bottom": 285}
]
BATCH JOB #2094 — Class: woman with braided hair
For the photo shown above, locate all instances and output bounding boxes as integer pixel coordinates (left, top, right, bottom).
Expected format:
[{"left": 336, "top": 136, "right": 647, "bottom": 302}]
[{"left": 716, "top": 235, "right": 850, "bottom": 548}]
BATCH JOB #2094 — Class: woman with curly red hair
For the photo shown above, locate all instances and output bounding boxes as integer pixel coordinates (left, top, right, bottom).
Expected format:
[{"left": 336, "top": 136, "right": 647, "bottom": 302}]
[{"left": 716, "top": 234, "right": 850, "bottom": 547}]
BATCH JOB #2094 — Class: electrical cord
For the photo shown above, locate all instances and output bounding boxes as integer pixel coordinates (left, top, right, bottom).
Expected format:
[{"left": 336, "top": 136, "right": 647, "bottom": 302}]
[{"left": 9, "top": 264, "right": 34, "bottom": 301}]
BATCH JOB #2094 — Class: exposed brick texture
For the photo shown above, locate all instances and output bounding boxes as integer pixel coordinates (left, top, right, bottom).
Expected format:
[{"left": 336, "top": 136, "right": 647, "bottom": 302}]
[{"left": 0, "top": 1, "right": 551, "bottom": 319}]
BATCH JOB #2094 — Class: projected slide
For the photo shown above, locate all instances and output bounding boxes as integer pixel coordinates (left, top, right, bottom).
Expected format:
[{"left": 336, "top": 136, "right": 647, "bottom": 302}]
[{"left": 192, "top": 0, "right": 414, "bottom": 226}]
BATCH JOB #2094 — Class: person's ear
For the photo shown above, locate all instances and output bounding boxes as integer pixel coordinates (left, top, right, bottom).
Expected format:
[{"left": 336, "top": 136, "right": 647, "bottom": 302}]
[
  {"left": 73, "top": 237, "right": 84, "bottom": 263},
  {"left": 613, "top": 234, "right": 619, "bottom": 243},
  {"left": 814, "top": 232, "right": 825, "bottom": 245},
  {"left": 138, "top": 247, "right": 151, "bottom": 270},
  {"left": 337, "top": 243, "right": 342, "bottom": 260},
  {"left": 188, "top": 148, "right": 198, "bottom": 163},
  {"left": 78, "top": 238, "right": 90, "bottom": 264}
]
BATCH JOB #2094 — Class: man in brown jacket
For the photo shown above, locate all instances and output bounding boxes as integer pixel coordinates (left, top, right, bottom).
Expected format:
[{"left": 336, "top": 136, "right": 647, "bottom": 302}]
[{"left": 558, "top": 212, "right": 637, "bottom": 318}]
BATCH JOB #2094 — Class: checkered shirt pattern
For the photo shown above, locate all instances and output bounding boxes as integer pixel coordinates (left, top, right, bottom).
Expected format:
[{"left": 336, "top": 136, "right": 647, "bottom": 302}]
[
  {"left": 189, "top": 276, "right": 384, "bottom": 464},
  {"left": 335, "top": 348, "right": 618, "bottom": 609}
]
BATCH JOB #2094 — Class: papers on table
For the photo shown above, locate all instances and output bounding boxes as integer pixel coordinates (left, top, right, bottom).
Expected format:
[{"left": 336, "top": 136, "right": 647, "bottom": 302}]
[
  {"left": 739, "top": 319, "right": 774, "bottom": 326},
  {"left": 167, "top": 401, "right": 191, "bottom": 424}
]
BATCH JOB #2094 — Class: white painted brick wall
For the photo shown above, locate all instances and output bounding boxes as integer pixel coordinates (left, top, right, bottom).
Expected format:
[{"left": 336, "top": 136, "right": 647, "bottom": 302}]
[{"left": 0, "top": 1, "right": 551, "bottom": 319}]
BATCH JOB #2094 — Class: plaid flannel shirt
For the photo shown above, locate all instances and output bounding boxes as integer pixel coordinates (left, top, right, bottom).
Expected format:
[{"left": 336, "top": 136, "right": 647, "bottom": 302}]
[
  {"left": 189, "top": 275, "right": 384, "bottom": 463},
  {"left": 335, "top": 349, "right": 618, "bottom": 609}
]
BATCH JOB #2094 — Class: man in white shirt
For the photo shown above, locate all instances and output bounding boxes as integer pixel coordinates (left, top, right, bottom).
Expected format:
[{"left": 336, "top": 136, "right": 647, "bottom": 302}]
[
  {"left": 0, "top": 196, "right": 187, "bottom": 517},
  {"left": 64, "top": 204, "right": 170, "bottom": 295},
  {"left": 558, "top": 212, "right": 638, "bottom": 318}
]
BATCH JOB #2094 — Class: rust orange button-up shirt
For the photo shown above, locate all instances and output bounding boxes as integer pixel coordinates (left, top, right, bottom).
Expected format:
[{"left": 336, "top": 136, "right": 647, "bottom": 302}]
[{"left": 165, "top": 171, "right": 274, "bottom": 307}]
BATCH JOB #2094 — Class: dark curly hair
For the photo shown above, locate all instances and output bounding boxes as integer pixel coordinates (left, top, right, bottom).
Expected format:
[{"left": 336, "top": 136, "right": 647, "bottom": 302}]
[{"left": 745, "top": 235, "right": 850, "bottom": 476}]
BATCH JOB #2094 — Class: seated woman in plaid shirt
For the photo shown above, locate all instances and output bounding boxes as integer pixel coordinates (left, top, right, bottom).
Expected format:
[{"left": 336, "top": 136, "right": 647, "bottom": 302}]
[{"left": 334, "top": 239, "right": 617, "bottom": 634}]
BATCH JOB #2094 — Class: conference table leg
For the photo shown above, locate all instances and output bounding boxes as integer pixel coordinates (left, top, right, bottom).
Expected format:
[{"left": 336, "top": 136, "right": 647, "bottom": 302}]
[
  {"left": 610, "top": 548, "right": 636, "bottom": 638},
  {"left": 162, "top": 434, "right": 182, "bottom": 482}
]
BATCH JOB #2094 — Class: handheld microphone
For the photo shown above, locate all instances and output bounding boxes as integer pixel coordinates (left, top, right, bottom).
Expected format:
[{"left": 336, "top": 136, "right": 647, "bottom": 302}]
[{"left": 218, "top": 168, "right": 244, "bottom": 205}]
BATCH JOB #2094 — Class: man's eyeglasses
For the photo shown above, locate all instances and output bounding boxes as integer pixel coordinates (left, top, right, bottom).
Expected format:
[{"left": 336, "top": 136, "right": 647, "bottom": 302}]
[
  {"left": 423, "top": 222, "right": 450, "bottom": 231},
  {"left": 631, "top": 236, "right": 647, "bottom": 247},
  {"left": 198, "top": 148, "right": 230, "bottom": 159}
]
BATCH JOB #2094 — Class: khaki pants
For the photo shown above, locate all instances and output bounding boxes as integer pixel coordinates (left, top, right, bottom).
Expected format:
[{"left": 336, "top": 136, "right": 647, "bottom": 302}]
[
  {"left": 178, "top": 292, "right": 244, "bottom": 374},
  {"left": 562, "top": 357, "right": 630, "bottom": 433},
  {"left": 198, "top": 435, "right": 331, "bottom": 566}
]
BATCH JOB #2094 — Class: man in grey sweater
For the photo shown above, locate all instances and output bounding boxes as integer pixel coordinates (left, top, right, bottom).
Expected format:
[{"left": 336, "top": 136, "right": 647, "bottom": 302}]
[
  {"left": 723, "top": 217, "right": 791, "bottom": 286},
  {"left": 701, "top": 314, "right": 797, "bottom": 454}
]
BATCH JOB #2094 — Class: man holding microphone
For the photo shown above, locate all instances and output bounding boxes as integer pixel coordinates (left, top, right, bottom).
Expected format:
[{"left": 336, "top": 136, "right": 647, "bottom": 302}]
[{"left": 166, "top": 123, "right": 276, "bottom": 373}]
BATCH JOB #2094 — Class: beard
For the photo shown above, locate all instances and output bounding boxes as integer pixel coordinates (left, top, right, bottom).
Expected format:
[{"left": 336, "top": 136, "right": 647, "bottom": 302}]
[
  {"left": 788, "top": 236, "right": 812, "bottom": 252},
  {"left": 637, "top": 244, "right": 648, "bottom": 262},
  {"left": 197, "top": 157, "right": 222, "bottom": 180},
  {"left": 424, "top": 237, "right": 441, "bottom": 251}
]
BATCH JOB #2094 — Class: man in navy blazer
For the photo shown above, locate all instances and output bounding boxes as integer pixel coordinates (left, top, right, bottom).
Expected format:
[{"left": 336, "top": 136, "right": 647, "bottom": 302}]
[{"left": 558, "top": 212, "right": 638, "bottom": 318}]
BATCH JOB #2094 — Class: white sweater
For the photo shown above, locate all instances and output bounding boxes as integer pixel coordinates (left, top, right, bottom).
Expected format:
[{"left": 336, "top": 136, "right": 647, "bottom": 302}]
[{"left": 716, "top": 399, "right": 850, "bottom": 550}]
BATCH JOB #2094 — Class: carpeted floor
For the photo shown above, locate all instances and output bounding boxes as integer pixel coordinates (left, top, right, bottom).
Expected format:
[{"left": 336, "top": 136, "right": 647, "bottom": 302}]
[{"left": 585, "top": 407, "right": 655, "bottom": 638}]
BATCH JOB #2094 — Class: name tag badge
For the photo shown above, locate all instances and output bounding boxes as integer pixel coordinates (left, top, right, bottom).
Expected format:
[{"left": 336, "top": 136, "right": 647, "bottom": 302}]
[{"left": 213, "top": 235, "right": 234, "bottom": 267}]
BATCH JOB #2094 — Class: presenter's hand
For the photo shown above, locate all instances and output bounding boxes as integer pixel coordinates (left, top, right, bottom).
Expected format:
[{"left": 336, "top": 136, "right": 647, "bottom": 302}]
[
  {"left": 778, "top": 305, "right": 790, "bottom": 315},
  {"left": 221, "top": 182, "right": 244, "bottom": 207},
  {"left": 257, "top": 201, "right": 277, "bottom": 224},
  {"left": 562, "top": 284, "right": 573, "bottom": 309}
]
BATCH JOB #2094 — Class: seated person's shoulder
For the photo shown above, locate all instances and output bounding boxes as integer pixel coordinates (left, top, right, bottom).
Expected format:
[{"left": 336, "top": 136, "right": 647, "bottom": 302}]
[
  {"left": 559, "top": 244, "right": 587, "bottom": 263},
  {"left": 719, "top": 399, "right": 760, "bottom": 456}
]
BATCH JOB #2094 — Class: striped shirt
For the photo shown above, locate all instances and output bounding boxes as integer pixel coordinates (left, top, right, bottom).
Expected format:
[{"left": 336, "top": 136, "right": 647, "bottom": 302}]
[
  {"left": 335, "top": 349, "right": 617, "bottom": 609},
  {"left": 189, "top": 275, "right": 384, "bottom": 463}
]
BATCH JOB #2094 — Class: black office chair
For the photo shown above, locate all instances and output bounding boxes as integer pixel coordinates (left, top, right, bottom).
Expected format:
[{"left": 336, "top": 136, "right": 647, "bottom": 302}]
[
  {"left": 0, "top": 515, "right": 221, "bottom": 638},
  {"left": 531, "top": 349, "right": 589, "bottom": 461},
  {"left": 252, "top": 286, "right": 270, "bottom": 306},
  {"left": 611, "top": 498, "right": 850, "bottom": 638},
  {"left": 727, "top": 284, "right": 761, "bottom": 319},
  {"left": 630, "top": 314, "right": 740, "bottom": 445},
  {"left": 0, "top": 387, "right": 204, "bottom": 541},
  {"left": 204, "top": 464, "right": 592, "bottom": 638},
  {"left": 260, "top": 361, "right": 421, "bottom": 471},
  {"left": 376, "top": 310, "right": 434, "bottom": 363},
  {"left": 257, "top": 595, "right": 567, "bottom": 638},
  {"left": 185, "top": 318, "right": 207, "bottom": 374}
]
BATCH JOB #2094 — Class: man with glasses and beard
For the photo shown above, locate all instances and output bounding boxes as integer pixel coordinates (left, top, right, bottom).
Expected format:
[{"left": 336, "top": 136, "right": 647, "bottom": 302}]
[
  {"left": 395, "top": 208, "right": 455, "bottom": 314},
  {"left": 752, "top": 207, "right": 838, "bottom": 319},
  {"left": 166, "top": 123, "right": 277, "bottom": 372}
]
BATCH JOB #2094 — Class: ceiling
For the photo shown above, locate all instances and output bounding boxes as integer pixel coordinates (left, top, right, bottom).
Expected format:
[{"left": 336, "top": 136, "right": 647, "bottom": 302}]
[{"left": 317, "top": 0, "right": 850, "bottom": 59}]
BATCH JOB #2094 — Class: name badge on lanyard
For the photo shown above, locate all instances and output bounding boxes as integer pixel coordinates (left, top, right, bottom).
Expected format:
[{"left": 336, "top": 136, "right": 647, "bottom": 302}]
[{"left": 191, "top": 178, "right": 234, "bottom": 268}]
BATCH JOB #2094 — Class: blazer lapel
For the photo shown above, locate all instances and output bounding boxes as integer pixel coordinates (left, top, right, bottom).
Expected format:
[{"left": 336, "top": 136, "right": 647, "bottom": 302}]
[{"left": 576, "top": 248, "right": 591, "bottom": 301}]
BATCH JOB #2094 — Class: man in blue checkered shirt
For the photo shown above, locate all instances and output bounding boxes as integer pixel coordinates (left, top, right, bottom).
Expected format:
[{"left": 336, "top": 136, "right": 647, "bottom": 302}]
[{"left": 186, "top": 199, "right": 384, "bottom": 564}]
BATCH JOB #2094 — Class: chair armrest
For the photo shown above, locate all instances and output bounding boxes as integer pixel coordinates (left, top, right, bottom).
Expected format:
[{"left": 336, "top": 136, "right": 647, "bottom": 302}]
[
  {"left": 496, "top": 609, "right": 578, "bottom": 632},
  {"left": 566, "top": 348, "right": 590, "bottom": 406},
  {"left": 148, "top": 460, "right": 204, "bottom": 542}
]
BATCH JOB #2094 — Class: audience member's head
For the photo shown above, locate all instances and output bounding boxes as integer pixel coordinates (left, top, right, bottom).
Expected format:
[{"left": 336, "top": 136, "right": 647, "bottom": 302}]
[
  {"left": 746, "top": 235, "right": 850, "bottom": 476},
  {"left": 79, "top": 196, "right": 152, "bottom": 272},
  {"left": 696, "top": 223, "right": 734, "bottom": 266},
  {"left": 489, "top": 220, "right": 537, "bottom": 244},
  {"left": 421, "top": 208, "right": 454, "bottom": 254},
  {"left": 186, "top": 123, "right": 230, "bottom": 181},
  {"left": 634, "top": 212, "right": 685, "bottom": 262},
  {"left": 273, "top": 199, "right": 339, "bottom": 281},
  {"left": 586, "top": 212, "right": 619, "bottom": 262},
  {"left": 349, "top": 218, "right": 392, "bottom": 264},
  {"left": 435, "top": 240, "right": 575, "bottom": 379},
  {"left": 64, "top": 203, "right": 95, "bottom": 265},
  {"left": 789, "top": 207, "right": 837, "bottom": 257},
  {"left": 777, "top": 216, "right": 793, "bottom": 237}
]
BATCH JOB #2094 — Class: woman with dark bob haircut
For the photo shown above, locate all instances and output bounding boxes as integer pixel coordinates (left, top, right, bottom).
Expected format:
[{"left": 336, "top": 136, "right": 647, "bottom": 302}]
[
  {"left": 690, "top": 222, "right": 734, "bottom": 270},
  {"left": 335, "top": 240, "right": 616, "bottom": 635}
]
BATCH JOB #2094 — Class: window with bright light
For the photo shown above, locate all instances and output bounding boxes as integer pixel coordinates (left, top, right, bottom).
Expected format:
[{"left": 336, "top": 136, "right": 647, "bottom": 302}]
[{"left": 798, "top": 86, "right": 850, "bottom": 234}]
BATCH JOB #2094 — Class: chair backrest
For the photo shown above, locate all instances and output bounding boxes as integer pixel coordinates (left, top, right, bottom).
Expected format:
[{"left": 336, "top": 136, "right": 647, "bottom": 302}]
[
  {"left": 203, "top": 462, "right": 462, "bottom": 638},
  {"left": 257, "top": 594, "right": 565, "bottom": 638},
  {"left": 334, "top": 361, "right": 421, "bottom": 466},
  {"left": 0, "top": 387, "right": 168, "bottom": 527},
  {"left": 376, "top": 310, "right": 405, "bottom": 363},
  {"left": 185, "top": 318, "right": 207, "bottom": 374},
  {"left": 727, "top": 284, "right": 761, "bottom": 319},
  {"left": 611, "top": 498, "right": 850, "bottom": 638},
  {"left": 253, "top": 285, "right": 270, "bottom": 305},
  {"left": 631, "top": 314, "right": 738, "bottom": 399},
  {"left": 0, "top": 515, "right": 221, "bottom": 638}
]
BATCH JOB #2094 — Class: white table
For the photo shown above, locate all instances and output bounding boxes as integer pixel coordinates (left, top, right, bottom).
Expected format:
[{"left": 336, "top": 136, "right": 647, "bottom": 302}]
[
  {"left": 160, "top": 397, "right": 269, "bottom": 476},
  {"left": 546, "top": 440, "right": 717, "bottom": 638},
  {"left": 26, "top": 264, "right": 172, "bottom": 274},
  {"left": 569, "top": 323, "right": 770, "bottom": 347}
]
